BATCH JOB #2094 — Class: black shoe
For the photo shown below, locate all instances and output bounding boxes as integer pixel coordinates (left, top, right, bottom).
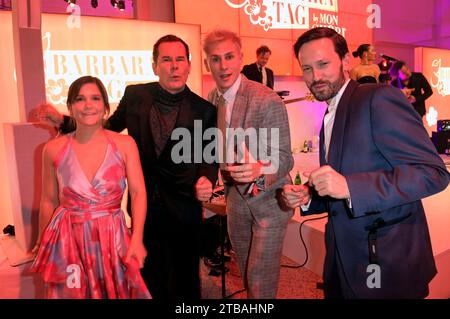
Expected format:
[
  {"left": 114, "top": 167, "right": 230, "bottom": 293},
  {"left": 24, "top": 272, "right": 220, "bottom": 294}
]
[
  {"left": 213, "top": 249, "right": 231, "bottom": 262},
  {"left": 203, "top": 255, "right": 222, "bottom": 268},
  {"left": 208, "top": 266, "right": 229, "bottom": 277}
]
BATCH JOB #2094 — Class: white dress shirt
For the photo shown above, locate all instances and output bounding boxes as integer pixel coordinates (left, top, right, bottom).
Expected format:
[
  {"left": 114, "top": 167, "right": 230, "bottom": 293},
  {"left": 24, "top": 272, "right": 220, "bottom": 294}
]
[
  {"left": 324, "top": 79, "right": 350, "bottom": 161},
  {"left": 261, "top": 66, "right": 268, "bottom": 86},
  {"left": 301, "top": 79, "right": 351, "bottom": 211}
]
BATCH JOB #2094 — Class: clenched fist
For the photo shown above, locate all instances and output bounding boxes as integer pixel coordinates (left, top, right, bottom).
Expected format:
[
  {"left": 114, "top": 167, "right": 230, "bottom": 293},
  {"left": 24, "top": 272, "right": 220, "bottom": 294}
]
[{"left": 195, "top": 176, "right": 213, "bottom": 202}]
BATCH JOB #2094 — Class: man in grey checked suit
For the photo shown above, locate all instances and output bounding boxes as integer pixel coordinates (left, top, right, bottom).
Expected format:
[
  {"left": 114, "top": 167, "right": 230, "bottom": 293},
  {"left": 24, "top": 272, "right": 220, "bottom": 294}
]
[{"left": 202, "top": 28, "right": 294, "bottom": 298}]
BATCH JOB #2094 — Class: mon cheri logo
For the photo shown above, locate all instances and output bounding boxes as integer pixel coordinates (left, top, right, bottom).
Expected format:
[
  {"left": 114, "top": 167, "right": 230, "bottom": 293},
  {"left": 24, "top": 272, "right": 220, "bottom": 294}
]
[{"left": 224, "top": 0, "right": 343, "bottom": 33}]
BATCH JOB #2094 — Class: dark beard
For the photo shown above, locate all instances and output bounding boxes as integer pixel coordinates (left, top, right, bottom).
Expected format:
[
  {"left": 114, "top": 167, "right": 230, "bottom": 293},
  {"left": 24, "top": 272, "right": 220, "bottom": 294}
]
[{"left": 307, "top": 66, "right": 346, "bottom": 101}]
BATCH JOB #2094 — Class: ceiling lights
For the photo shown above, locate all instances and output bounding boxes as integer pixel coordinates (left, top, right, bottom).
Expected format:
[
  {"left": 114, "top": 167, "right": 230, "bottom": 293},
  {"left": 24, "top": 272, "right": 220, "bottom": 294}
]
[{"left": 63, "top": 0, "right": 127, "bottom": 10}]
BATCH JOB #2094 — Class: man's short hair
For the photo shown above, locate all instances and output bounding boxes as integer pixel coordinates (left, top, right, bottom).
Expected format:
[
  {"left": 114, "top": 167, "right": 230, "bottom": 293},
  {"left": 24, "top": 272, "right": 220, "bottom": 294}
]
[
  {"left": 203, "top": 28, "right": 242, "bottom": 55},
  {"left": 389, "top": 60, "right": 406, "bottom": 77},
  {"left": 293, "top": 27, "right": 349, "bottom": 60},
  {"left": 256, "top": 45, "right": 271, "bottom": 56},
  {"left": 153, "top": 34, "right": 190, "bottom": 64}
]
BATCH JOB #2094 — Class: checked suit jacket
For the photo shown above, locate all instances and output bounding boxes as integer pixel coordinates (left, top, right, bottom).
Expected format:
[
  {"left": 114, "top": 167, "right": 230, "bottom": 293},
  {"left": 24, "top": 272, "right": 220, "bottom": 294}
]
[{"left": 208, "top": 75, "right": 293, "bottom": 222}]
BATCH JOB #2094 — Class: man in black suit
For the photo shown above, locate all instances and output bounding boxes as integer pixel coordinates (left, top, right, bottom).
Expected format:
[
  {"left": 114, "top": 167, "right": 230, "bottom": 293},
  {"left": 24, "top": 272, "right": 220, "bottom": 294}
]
[
  {"left": 37, "top": 35, "right": 218, "bottom": 301},
  {"left": 390, "top": 60, "right": 433, "bottom": 118},
  {"left": 241, "top": 45, "right": 275, "bottom": 89}
]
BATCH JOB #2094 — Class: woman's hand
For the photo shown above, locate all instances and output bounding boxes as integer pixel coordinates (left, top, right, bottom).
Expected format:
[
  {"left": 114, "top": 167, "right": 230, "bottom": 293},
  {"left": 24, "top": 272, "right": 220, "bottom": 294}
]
[
  {"left": 125, "top": 237, "right": 147, "bottom": 269},
  {"left": 31, "top": 241, "right": 41, "bottom": 255}
]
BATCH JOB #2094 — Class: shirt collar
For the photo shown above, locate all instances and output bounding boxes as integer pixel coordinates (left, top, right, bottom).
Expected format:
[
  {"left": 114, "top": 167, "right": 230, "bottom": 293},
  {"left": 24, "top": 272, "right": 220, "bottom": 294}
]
[
  {"left": 327, "top": 79, "right": 350, "bottom": 112},
  {"left": 219, "top": 74, "right": 242, "bottom": 103}
]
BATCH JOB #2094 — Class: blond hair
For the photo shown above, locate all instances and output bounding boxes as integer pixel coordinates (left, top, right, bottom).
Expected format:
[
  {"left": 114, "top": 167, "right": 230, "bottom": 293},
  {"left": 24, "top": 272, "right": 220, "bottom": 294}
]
[{"left": 203, "top": 28, "right": 242, "bottom": 55}]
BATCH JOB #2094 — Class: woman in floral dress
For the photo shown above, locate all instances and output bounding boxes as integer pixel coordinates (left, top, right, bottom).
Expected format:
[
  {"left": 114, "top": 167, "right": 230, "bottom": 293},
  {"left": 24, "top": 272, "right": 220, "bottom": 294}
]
[{"left": 30, "top": 76, "right": 151, "bottom": 299}]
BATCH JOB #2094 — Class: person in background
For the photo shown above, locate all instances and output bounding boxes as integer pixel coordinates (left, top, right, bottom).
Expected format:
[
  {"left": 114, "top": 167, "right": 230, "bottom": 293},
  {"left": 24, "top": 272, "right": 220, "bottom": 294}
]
[
  {"left": 33, "top": 35, "right": 218, "bottom": 301},
  {"left": 241, "top": 45, "right": 275, "bottom": 89},
  {"left": 282, "top": 27, "right": 449, "bottom": 299},
  {"left": 203, "top": 29, "right": 294, "bottom": 298},
  {"left": 390, "top": 60, "right": 433, "bottom": 118},
  {"left": 30, "top": 76, "right": 151, "bottom": 299},
  {"left": 349, "top": 44, "right": 381, "bottom": 84}
]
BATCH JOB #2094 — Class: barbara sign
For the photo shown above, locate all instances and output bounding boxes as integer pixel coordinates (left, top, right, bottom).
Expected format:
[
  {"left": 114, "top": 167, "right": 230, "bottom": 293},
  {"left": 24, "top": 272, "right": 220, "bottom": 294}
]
[{"left": 43, "top": 32, "right": 156, "bottom": 107}]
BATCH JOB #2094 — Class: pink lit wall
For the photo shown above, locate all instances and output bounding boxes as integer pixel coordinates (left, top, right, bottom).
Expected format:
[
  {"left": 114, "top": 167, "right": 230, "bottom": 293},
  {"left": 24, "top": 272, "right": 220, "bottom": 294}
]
[
  {"left": 373, "top": 0, "right": 450, "bottom": 71},
  {"left": 416, "top": 46, "right": 450, "bottom": 135},
  {"left": 0, "top": 11, "right": 20, "bottom": 229}
]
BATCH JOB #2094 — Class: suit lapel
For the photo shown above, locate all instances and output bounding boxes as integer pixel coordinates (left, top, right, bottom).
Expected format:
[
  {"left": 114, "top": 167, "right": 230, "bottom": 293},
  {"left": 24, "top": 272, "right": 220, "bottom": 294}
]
[
  {"left": 327, "top": 80, "right": 359, "bottom": 171},
  {"left": 228, "top": 77, "right": 251, "bottom": 195},
  {"left": 268, "top": 69, "right": 274, "bottom": 89},
  {"left": 252, "top": 63, "right": 262, "bottom": 83},
  {"left": 141, "top": 85, "right": 157, "bottom": 161},
  {"left": 230, "top": 77, "right": 250, "bottom": 130},
  {"left": 319, "top": 113, "right": 326, "bottom": 166}
]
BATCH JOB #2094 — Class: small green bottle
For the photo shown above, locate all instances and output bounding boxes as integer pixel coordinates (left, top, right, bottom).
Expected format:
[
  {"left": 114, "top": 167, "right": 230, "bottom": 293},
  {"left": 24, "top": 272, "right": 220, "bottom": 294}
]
[
  {"left": 302, "top": 140, "right": 309, "bottom": 153},
  {"left": 294, "top": 171, "right": 302, "bottom": 185}
]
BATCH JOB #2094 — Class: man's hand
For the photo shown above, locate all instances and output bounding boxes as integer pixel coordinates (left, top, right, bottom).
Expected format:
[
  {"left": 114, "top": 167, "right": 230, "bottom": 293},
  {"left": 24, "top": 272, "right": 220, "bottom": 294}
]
[
  {"left": 304, "top": 165, "right": 350, "bottom": 199},
  {"left": 224, "top": 162, "right": 262, "bottom": 184},
  {"left": 281, "top": 184, "right": 311, "bottom": 209},
  {"left": 401, "top": 88, "right": 416, "bottom": 103},
  {"left": 407, "top": 95, "right": 416, "bottom": 103},
  {"left": 401, "top": 88, "right": 413, "bottom": 97},
  {"left": 31, "top": 103, "right": 64, "bottom": 128},
  {"left": 195, "top": 176, "right": 213, "bottom": 202}
]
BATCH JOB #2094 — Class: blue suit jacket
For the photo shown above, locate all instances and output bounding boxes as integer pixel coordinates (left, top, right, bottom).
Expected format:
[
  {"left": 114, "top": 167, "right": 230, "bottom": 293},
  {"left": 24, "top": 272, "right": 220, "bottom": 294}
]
[{"left": 304, "top": 80, "right": 449, "bottom": 298}]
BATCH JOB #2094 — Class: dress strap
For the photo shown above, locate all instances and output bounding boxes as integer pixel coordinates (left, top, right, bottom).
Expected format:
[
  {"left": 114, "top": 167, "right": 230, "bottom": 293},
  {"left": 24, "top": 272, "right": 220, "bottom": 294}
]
[
  {"left": 103, "top": 130, "right": 126, "bottom": 165},
  {"left": 104, "top": 130, "right": 119, "bottom": 152},
  {"left": 53, "top": 135, "right": 72, "bottom": 168}
]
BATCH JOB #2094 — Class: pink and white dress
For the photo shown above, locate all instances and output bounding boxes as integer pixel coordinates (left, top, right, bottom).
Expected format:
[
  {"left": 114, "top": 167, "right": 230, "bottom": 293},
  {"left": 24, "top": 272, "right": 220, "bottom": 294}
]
[{"left": 30, "top": 133, "right": 151, "bottom": 299}]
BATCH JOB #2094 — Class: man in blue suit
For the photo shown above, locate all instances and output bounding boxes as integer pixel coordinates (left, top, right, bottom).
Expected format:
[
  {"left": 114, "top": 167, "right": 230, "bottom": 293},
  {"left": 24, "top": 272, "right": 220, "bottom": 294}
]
[{"left": 282, "top": 27, "right": 450, "bottom": 298}]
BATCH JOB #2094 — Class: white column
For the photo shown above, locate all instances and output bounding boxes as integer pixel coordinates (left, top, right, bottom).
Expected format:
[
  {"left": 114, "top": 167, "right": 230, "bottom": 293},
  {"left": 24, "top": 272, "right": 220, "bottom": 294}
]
[{"left": 2, "top": 0, "right": 50, "bottom": 265}]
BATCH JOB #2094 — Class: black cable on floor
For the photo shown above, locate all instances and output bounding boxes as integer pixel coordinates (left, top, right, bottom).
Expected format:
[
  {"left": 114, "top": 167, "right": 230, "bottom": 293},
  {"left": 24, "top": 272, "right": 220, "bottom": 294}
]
[
  {"left": 281, "top": 214, "right": 328, "bottom": 269},
  {"left": 221, "top": 215, "right": 329, "bottom": 298},
  {"left": 225, "top": 288, "right": 246, "bottom": 299}
]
